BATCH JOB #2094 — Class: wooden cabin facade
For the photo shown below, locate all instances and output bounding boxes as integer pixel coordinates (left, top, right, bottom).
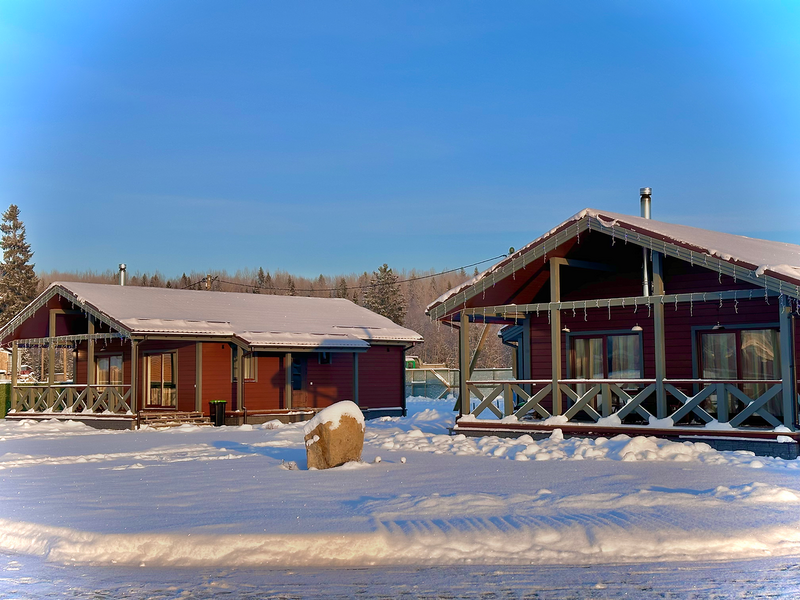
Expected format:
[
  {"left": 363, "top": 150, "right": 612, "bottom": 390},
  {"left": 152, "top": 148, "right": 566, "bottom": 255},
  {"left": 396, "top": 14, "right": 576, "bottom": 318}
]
[
  {"left": 427, "top": 202, "right": 800, "bottom": 457},
  {"left": 1, "top": 283, "right": 421, "bottom": 428}
]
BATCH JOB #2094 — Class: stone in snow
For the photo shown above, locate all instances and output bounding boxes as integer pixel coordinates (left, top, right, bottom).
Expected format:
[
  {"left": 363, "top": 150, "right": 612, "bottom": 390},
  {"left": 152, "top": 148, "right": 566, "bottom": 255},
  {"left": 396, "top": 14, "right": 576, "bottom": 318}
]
[{"left": 303, "top": 401, "right": 365, "bottom": 470}]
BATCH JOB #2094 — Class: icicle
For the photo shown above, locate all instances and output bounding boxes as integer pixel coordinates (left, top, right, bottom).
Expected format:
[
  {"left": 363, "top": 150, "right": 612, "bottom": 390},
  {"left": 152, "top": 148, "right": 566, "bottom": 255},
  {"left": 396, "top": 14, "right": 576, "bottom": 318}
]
[
  {"left": 674, "top": 296, "right": 678, "bottom": 311},
  {"left": 719, "top": 296, "right": 723, "bottom": 309},
  {"left": 690, "top": 297, "right": 693, "bottom": 317},
  {"left": 572, "top": 306, "right": 576, "bottom": 318},
  {"left": 536, "top": 306, "right": 540, "bottom": 318},
  {"left": 584, "top": 303, "right": 588, "bottom": 321},
  {"left": 749, "top": 290, "right": 753, "bottom": 300},
  {"left": 734, "top": 297, "right": 739, "bottom": 314},
  {"left": 621, "top": 297, "right": 625, "bottom": 308},
  {"left": 765, "top": 285, "right": 769, "bottom": 305},
  {"left": 633, "top": 297, "right": 638, "bottom": 314},
  {"left": 624, "top": 232, "right": 628, "bottom": 244},
  {"left": 547, "top": 309, "right": 551, "bottom": 325},
  {"left": 608, "top": 300, "right": 611, "bottom": 320},
  {"left": 690, "top": 253, "right": 694, "bottom": 267},
  {"left": 647, "top": 299, "right": 651, "bottom": 318}
]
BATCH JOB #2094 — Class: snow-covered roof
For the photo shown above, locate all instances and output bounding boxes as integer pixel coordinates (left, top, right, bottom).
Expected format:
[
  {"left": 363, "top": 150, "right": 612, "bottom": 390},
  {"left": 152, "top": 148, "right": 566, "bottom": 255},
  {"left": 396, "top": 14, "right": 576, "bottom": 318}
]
[
  {"left": 12, "top": 282, "right": 422, "bottom": 350},
  {"left": 428, "top": 208, "right": 800, "bottom": 315}
]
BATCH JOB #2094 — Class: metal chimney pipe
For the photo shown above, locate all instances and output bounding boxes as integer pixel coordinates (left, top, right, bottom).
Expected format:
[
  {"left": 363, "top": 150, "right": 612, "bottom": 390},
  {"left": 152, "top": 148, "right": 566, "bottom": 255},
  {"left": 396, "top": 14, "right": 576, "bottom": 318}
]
[
  {"left": 640, "top": 187, "right": 652, "bottom": 219},
  {"left": 119, "top": 263, "right": 127, "bottom": 286},
  {"left": 640, "top": 188, "right": 651, "bottom": 296}
]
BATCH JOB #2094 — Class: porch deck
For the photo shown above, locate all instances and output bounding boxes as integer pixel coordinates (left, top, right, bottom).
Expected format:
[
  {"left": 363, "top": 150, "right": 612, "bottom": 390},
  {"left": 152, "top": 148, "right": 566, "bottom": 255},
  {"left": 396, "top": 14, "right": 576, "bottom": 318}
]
[{"left": 460, "top": 377, "right": 800, "bottom": 458}]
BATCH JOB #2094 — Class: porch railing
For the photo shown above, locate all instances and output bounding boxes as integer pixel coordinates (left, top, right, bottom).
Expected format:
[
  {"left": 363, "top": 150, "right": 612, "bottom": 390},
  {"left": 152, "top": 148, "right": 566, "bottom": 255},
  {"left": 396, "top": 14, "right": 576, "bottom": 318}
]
[
  {"left": 11, "top": 384, "right": 133, "bottom": 415},
  {"left": 465, "top": 378, "right": 787, "bottom": 428}
]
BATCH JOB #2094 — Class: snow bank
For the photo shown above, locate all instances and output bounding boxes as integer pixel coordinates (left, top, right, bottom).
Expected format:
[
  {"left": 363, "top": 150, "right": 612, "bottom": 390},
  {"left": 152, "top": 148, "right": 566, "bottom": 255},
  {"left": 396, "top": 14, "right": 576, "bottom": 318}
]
[
  {"left": 302, "top": 401, "right": 365, "bottom": 436},
  {"left": 2, "top": 396, "right": 799, "bottom": 570}
]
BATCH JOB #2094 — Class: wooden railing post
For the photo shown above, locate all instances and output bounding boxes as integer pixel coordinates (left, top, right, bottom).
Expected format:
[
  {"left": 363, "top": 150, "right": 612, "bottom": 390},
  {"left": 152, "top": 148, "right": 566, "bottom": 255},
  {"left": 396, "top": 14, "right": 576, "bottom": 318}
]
[
  {"left": 10, "top": 340, "right": 17, "bottom": 412},
  {"left": 458, "top": 310, "right": 470, "bottom": 416}
]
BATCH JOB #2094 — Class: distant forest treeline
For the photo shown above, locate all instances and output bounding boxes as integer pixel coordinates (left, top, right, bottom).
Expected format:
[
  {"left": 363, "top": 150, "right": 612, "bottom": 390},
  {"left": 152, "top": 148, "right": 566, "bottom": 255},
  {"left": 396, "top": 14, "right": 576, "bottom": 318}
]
[{"left": 38, "top": 266, "right": 511, "bottom": 369}]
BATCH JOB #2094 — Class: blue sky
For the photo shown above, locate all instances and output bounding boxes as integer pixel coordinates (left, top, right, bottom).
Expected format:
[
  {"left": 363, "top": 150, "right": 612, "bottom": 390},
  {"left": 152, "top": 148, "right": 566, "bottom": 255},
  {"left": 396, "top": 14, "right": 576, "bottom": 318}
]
[{"left": 1, "top": 1, "right": 799, "bottom": 278}]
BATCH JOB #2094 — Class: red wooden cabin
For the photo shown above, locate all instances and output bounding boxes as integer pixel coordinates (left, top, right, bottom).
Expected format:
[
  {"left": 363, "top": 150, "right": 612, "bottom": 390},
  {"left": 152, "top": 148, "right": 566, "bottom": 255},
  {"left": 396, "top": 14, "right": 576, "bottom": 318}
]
[
  {"left": 1, "top": 282, "right": 421, "bottom": 428},
  {"left": 427, "top": 196, "right": 799, "bottom": 457}
]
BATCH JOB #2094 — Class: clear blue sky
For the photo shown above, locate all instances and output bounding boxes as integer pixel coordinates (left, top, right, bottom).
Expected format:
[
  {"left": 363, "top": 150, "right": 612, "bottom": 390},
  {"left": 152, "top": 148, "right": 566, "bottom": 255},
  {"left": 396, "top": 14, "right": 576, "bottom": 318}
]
[{"left": 1, "top": 1, "right": 799, "bottom": 278}]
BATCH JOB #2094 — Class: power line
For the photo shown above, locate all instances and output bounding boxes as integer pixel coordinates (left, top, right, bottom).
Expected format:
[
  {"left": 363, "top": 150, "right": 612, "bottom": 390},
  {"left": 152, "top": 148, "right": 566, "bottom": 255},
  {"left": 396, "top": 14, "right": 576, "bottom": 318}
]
[{"left": 179, "top": 254, "right": 506, "bottom": 292}]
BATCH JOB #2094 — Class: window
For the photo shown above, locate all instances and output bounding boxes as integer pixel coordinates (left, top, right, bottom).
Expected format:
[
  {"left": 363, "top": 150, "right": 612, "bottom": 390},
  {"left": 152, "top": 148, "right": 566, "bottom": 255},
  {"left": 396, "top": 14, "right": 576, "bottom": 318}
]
[
  {"left": 97, "top": 355, "right": 123, "bottom": 393},
  {"left": 699, "top": 328, "right": 781, "bottom": 414},
  {"left": 570, "top": 333, "right": 642, "bottom": 380},
  {"left": 146, "top": 352, "right": 177, "bottom": 408},
  {"left": 231, "top": 347, "right": 257, "bottom": 381}
]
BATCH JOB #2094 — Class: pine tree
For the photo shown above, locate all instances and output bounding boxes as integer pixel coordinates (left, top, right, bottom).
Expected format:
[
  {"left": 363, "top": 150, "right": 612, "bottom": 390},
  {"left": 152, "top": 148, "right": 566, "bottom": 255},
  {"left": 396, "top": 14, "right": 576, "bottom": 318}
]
[
  {"left": 263, "top": 272, "right": 273, "bottom": 294},
  {"left": 287, "top": 276, "right": 296, "bottom": 296},
  {"left": 0, "top": 205, "right": 39, "bottom": 326},
  {"left": 336, "top": 277, "right": 348, "bottom": 299},
  {"left": 363, "top": 263, "right": 406, "bottom": 324}
]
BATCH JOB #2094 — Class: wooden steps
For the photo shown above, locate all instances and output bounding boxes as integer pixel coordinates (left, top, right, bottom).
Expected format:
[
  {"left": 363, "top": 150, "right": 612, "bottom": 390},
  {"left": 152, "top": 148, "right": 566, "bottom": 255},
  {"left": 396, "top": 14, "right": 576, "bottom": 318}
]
[{"left": 137, "top": 410, "right": 212, "bottom": 429}]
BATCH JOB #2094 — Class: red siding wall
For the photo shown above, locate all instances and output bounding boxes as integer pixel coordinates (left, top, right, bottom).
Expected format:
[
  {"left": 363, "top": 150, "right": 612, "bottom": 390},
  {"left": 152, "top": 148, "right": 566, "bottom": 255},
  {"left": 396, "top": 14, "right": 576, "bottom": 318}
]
[
  {"left": 358, "top": 345, "right": 404, "bottom": 409},
  {"left": 243, "top": 354, "right": 284, "bottom": 411},
  {"left": 202, "top": 342, "right": 234, "bottom": 414},
  {"left": 305, "top": 352, "right": 354, "bottom": 408}
]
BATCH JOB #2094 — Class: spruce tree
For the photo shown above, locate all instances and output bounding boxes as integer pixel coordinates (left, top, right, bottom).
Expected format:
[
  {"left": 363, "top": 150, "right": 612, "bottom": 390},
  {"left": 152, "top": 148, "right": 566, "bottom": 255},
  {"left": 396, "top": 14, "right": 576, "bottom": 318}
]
[
  {"left": 336, "top": 277, "right": 348, "bottom": 299},
  {"left": 287, "top": 276, "right": 296, "bottom": 296},
  {"left": 0, "top": 205, "right": 39, "bottom": 326},
  {"left": 363, "top": 263, "right": 406, "bottom": 325}
]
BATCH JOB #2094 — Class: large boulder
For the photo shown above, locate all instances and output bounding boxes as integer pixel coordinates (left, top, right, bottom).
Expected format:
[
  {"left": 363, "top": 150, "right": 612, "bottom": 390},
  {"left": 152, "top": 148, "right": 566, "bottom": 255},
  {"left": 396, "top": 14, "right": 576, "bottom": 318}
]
[{"left": 303, "top": 401, "right": 365, "bottom": 470}]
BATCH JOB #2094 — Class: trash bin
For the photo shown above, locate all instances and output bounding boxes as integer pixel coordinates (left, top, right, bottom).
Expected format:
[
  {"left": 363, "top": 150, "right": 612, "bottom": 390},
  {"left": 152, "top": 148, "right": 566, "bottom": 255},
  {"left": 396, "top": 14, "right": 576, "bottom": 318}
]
[{"left": 209, "top": 400, "right": 226, "bottom": 426}]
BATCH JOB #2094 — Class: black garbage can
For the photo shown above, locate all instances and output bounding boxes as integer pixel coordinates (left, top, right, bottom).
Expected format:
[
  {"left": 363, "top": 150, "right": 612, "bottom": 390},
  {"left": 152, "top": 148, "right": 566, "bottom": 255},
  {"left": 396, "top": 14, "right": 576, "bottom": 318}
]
[{"left": 209, "top": 400, "right": 226, "bottom": 426}]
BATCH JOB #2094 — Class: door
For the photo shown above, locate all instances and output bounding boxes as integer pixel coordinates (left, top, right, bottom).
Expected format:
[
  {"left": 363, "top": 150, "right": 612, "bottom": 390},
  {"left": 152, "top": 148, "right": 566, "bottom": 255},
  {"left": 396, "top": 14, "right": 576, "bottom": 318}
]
[{"left": 291, "top": 357, "right": 308, "bottom": 408}]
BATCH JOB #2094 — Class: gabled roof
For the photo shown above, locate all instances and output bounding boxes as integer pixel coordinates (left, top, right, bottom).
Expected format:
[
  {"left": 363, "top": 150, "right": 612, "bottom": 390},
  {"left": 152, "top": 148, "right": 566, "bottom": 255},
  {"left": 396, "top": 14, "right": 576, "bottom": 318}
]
[
  {"left": 3, "top": 282, "right": 422, "bottom": 350},
  {"left": 428, "top": 208, "right": 800, "bottom": 320}
]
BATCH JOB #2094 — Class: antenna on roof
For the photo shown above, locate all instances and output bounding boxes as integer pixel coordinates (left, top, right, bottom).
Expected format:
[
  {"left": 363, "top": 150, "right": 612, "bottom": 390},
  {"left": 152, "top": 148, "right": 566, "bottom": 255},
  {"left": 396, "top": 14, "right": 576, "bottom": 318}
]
[{"left": 118, "top": 264, "right": 127, "bottom": 287}]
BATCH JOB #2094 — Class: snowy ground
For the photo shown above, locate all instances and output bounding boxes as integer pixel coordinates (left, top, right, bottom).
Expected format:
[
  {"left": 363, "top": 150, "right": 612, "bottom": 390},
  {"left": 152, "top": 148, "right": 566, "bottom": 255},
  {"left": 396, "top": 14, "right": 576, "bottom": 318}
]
[{"left": 1, "top": 397, "right": 800, "bottom": 597}]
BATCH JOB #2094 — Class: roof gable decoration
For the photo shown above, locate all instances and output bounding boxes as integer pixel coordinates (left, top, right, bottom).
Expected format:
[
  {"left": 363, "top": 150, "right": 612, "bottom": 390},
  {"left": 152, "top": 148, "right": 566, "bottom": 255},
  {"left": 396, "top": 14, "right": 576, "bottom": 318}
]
[
  {"left": 0, "top": 284, "right": 131, "bottom": 344},
  {"left": 427, "top": 209, "right": 800, "bottom": 321}
]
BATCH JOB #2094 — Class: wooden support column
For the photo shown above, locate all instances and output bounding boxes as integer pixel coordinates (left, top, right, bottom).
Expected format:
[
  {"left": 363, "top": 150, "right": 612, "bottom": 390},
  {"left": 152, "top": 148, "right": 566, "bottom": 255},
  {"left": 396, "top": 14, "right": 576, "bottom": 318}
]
[
  {"left": 652, "top": 251, "right": 667, "bottom": 418},
  {"left": 458, "top": 310, "right": 470, "bottom": 416},
  {"left": 236, "top": 349, "right": 244, "bottom": 413},
  {"left": 284, "top": 352, "right": 292, "bottom": 409},
  {"left": 10, "top": 340, "right": 17, "bottom": 411},
  {"left": 549, "top": 259, "right": 562, "bottom": 414},
  {"left": 130, "top": 339, "right": 139, "bottom": 413},
  {"left": 353, "top": 352, "right": 359, "bottom": 405},
  {"left": 48, "top": 310, "right": 56, "bottom": 406},
  {"left": 779, "top": 295, "right": 796, "bottom": 428},
  {"left": 195, "top": 342, "right": 202, "bottom": 412},
  {"left": 87, "top": 321, "right": 95, "bottom": 385}
]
